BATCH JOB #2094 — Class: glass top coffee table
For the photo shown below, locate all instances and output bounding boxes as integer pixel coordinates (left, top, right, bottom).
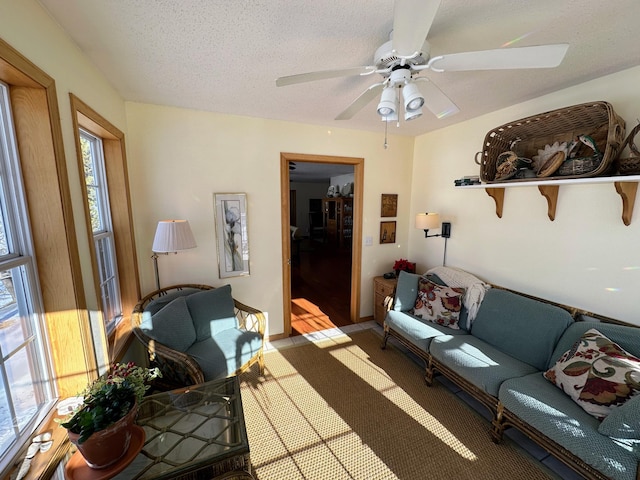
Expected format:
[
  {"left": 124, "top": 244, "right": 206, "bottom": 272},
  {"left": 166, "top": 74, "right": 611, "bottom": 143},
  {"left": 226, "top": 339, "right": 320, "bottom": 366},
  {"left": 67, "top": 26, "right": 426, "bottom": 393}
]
[{"left": 65, "top": 375, "right": 253, "bottom": 480}]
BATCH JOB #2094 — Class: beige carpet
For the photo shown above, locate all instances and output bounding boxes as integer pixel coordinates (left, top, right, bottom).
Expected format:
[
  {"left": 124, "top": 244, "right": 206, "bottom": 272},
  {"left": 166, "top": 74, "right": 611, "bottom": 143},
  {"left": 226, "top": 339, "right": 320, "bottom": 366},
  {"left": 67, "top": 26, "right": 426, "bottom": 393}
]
[{"left": 239, "top": 329, "right": 552, "bottom": 480}]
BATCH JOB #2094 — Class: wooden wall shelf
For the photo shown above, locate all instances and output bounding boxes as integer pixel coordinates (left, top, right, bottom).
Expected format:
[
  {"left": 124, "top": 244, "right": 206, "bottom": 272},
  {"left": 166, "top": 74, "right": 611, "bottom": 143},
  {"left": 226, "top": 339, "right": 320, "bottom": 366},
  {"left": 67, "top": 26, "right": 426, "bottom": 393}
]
[{"left": 457, "top": 175, "right": 640, "bottom": 225}]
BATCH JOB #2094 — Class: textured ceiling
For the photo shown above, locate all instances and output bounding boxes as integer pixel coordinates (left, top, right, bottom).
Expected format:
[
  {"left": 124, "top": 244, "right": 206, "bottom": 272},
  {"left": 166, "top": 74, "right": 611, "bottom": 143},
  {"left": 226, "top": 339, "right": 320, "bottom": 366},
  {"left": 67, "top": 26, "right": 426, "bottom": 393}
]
[{"left": 39, "top": 0, "right": 640, "bottom": 140}]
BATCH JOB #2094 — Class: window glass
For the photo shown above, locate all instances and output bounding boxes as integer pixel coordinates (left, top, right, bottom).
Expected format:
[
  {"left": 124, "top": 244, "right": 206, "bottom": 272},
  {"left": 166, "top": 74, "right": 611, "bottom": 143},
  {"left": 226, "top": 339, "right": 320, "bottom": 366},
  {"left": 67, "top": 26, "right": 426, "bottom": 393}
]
[
  {"left": 0, "top": 82, "right": 53, "bottom": 471},
  {"left": 80, "top": 130, "right": 122, "bottom": 334}
]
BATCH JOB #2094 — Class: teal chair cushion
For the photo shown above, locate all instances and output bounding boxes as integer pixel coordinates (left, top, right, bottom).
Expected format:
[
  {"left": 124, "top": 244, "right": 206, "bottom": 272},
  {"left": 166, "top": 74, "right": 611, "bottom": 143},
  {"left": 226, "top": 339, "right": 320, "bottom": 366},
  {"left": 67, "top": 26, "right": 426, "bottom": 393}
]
[
  {"left": 500, "top": 373, "right": 639, "bottom": 480},
  {"left": 471, "top": 289, "right": 573, "bottom": 371},
  {"left": 186, "top": 285, "right": 236, "bottom": 341},
  {"left": 140, "top": 296, "right": 196, "bottom": 351},
  {"left": 430, "top": 335, "right": 538, "bottom": 397},
  {"left": 187, "top": 328, "right": 262, "bottom": 381},
  {"left": 144, "top": 287, "right": 201, "bottom": 315}
]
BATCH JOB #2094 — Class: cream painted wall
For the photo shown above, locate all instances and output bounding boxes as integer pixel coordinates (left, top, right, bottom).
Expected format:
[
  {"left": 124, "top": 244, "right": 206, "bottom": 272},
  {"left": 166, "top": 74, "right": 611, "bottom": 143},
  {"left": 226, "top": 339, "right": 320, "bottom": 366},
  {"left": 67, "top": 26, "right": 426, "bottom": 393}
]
[
  {"left": 411, "top": 66, "right": 640, "bottom": 325},
  {"left": 126, "top": 104, "right": 415, "bottom": 336}
]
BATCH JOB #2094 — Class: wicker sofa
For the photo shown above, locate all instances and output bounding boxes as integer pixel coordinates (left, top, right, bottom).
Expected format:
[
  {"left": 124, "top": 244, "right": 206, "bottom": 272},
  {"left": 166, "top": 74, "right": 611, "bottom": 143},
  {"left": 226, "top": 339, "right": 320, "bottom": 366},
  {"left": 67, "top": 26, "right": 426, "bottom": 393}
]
[
  {"left": 132, "top": 284, "right": 265, "bottom": 390},
  {"left": 382, "top": 270, "right": 640, "bottom": 480}
]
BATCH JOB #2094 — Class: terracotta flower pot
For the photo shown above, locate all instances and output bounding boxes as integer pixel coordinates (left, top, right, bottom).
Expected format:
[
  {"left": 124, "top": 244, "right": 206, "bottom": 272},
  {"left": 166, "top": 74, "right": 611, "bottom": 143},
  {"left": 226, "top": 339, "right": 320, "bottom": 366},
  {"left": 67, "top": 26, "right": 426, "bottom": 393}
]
[{"left": 67, "top": 402, "right": 138, "bottom": 469}]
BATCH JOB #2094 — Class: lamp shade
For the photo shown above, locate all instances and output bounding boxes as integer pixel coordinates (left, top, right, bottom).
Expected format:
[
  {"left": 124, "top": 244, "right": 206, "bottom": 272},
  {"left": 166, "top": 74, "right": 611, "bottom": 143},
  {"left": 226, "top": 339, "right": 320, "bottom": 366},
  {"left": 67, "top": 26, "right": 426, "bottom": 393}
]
[
  {"left": 415, "top": 213, "right": 440, "bottom": 230},
  {"left": 152, "top": 220, "right": 197, "bottom": 253},
  {"left": 402, "top": 82, "right": 424, "bottom": 112},
  {"left": 377, "top": 86, "right": 398, "bottom": 117}
]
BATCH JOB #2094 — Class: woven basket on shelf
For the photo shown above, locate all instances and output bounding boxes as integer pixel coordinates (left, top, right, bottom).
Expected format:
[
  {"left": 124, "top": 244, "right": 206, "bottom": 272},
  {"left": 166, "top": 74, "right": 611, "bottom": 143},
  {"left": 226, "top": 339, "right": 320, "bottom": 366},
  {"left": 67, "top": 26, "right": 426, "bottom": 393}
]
[
  {"left": 476, "top": 101, "right": 626, "bottom": 183},
  {"left": 614, "top": 123, "right": 640, "bottom": 175}
]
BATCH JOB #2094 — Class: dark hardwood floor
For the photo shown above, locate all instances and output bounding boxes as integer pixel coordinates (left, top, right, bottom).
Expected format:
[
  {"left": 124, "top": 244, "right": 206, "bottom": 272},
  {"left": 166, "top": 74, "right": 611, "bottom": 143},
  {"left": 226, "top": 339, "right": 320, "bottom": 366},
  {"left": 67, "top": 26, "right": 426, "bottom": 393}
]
[{"left": 290, "top": 238, "right": 352, "bottom": 336}]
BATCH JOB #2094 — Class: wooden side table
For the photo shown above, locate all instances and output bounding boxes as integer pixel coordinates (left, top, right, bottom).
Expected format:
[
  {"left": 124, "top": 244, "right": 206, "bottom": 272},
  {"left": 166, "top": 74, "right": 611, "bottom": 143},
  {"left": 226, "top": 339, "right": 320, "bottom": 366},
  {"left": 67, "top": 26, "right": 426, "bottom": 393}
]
[{"left": 373, "top": 276, "right": 397, "bottom": 326}]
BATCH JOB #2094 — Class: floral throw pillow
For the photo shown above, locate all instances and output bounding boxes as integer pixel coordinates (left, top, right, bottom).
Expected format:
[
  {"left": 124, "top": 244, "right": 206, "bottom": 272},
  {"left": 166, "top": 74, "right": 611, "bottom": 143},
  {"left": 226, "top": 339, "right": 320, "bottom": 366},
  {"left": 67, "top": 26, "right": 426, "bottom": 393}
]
[
  {"left": 411, "top": 277, "right": 465, "bottom": 330},
  {"left": 544, "top": 328, "right": 640, "bottom": 420}
]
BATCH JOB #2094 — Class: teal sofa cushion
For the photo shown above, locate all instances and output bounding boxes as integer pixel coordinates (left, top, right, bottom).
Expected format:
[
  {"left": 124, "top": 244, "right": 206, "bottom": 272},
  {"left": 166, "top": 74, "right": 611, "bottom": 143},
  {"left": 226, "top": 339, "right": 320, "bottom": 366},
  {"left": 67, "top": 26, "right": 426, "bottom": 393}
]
[
  {"left": 430, "top": 335, "right": 538, "bottom": 397},
  {"left": 140, "top": 296, "right": 196, "bottom": 351},
  {"left": 393, "top": 271, "right": 421, "bottom": 312},
  {"left": 471, "top": 289, "right": 573, "bottom": 371},
  {"left": 548, "top": 321, "right": 640, "bottom": 368},
  {"left": 384, "top": 309, "right": 467, "bottom": 353},
  {"left": 500, "top": 373, "right": 639, "bottom": 480},
  {"left": 600, "top": 394, "right": 640, "bottom": 440},
  {"left": 186, "top": 285, "right": 236, "bottom": 341},
  {"left": 187, "top": 328, "right": 262, "bottom": 381}
]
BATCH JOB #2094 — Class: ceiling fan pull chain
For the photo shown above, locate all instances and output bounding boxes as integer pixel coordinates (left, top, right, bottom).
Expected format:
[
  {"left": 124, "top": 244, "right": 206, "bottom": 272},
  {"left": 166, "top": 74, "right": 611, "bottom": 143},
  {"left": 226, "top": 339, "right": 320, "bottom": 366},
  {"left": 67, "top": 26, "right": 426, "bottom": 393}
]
[{"left": 384, "top": 119, "right": 389, "bottom": 149}]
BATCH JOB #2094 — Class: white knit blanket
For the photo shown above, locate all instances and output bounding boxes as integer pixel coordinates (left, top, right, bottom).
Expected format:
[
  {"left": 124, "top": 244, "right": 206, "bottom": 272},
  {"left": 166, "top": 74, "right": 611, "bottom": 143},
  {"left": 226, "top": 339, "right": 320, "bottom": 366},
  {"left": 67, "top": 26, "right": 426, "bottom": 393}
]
[{"left": 426, "top": 266, "right": 491, "bottom": 323}]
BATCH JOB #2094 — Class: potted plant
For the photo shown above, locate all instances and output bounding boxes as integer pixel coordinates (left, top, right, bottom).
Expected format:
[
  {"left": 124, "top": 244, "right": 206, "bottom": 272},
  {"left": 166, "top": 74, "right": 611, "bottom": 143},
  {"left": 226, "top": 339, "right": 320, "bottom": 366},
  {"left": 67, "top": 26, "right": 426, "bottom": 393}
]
[
  {"left": 59, "top": 362, "right": 160, "bottom": 469},
  {"left": 393, "top": 258, "right": 416, "bottom": 276}
]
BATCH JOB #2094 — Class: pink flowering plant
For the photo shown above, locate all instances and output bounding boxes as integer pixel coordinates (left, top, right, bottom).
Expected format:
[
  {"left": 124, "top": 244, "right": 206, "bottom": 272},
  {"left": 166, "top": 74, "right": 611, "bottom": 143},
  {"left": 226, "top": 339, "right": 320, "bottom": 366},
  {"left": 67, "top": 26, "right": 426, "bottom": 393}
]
[
  {"left": 60, "top": 362, "right": 160, "bottom": 444},
  {"left": 393, "top": 258, "right": 415, "bottom": 273}
]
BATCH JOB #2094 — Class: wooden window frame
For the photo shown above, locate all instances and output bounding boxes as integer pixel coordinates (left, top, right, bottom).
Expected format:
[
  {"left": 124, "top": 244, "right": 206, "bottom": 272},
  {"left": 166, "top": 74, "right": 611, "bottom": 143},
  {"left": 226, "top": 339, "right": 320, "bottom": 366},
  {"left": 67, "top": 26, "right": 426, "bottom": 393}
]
[{"left": 69, "top": 94, "right": 140, "bottom": 362}]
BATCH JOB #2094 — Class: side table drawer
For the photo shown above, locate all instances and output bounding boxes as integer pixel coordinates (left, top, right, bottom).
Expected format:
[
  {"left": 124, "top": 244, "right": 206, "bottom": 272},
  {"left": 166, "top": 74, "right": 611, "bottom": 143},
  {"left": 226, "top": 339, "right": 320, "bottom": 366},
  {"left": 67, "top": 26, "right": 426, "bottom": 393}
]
[
  {"left": 373, "top": 276, "right": 397, "bottom": 326},
  {"left": 375, "top": 281, "right": 391, "bottom": 296}
]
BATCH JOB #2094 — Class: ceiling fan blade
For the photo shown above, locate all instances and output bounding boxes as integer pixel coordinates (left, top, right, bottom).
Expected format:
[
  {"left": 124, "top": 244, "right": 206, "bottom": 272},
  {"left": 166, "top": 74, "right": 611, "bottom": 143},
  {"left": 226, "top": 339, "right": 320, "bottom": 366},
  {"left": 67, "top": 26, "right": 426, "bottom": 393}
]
[
  {"left": 276, "top": 66, "right": 376, "bottom": 87},
  {"left": 392, "top": 0, "right": 441, "bottom": 57},
  {"left": 429, "top": 44, "right": 569, "bottom": 72},
  {"left": 414, "top": 77, "right": 459, "bottom": 118},
  {"left": 335, "top": 83, "right": 384, "bottom": 120}
]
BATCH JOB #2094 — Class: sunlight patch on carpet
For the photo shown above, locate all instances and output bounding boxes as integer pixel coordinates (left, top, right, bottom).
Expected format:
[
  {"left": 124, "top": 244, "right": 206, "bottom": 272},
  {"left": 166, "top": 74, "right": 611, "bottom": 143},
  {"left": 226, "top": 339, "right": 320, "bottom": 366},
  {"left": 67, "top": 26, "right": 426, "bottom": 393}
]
[{"left": 240, "top": 330, "right": 551, "bottom": 480}]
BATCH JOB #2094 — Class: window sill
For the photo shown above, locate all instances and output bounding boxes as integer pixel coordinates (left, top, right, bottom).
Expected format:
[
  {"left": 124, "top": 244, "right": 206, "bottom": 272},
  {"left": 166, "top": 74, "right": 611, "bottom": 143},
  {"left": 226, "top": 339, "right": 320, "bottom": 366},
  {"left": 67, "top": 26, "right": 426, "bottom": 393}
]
[
  {"left": 109, "top": 316, "right": 135, "bottom": 363},
  {"left": 2, "top": 411, "right": 70, "bottom": 480}
]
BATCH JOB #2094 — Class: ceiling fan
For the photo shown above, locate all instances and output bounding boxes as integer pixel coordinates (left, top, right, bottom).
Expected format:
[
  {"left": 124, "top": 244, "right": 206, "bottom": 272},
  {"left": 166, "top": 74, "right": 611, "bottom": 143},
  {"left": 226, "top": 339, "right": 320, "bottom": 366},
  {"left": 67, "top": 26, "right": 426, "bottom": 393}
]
[{"left": 276, "top": 0, "right": 569, "bottom": 124}]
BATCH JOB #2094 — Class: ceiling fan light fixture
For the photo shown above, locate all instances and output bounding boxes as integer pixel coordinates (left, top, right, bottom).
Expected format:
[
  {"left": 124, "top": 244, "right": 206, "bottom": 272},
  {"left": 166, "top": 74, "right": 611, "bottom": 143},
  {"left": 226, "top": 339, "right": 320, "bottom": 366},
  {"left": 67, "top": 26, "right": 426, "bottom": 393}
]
[
  {"left": 403, "top": 81, "right": 424, "bottom": 112},
  {"left": 404, "top": 108, "right": 423, "bottom": 121},
  {"left": 377, "top": 87, "right": 398, "bottom": 117}
]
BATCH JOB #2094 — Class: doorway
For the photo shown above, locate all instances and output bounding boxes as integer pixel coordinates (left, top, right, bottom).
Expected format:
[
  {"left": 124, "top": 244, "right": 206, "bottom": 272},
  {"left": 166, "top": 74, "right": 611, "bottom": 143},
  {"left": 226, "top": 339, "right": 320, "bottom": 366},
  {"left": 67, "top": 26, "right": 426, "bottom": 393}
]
[{"left": 280, "top": 152, "right": 364, "bottom": 337}]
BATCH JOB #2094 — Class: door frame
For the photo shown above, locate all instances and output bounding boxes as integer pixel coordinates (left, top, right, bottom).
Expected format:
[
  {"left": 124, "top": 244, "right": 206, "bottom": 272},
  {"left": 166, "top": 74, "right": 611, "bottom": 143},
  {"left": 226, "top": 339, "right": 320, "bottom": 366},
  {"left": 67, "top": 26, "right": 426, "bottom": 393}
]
[{"left": 280, "top": 152, "right": 364, "bottom": 337}]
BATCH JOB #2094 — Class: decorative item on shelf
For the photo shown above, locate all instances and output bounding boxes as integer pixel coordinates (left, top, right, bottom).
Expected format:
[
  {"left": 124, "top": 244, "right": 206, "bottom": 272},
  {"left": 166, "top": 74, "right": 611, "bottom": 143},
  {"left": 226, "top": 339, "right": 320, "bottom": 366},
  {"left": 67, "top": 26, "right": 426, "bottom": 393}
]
[
  {"left": 476, "top": 101, "right": 626, "bottom": 183},
  {"left": 614, "top": 122, "right": 640, "bottom": 175},
  {"left": 533, "top": 141, "right": 568, "bottom": 177},
  {"left": 494, "top": 151, "right": 533, "bottom": 181},
  {"left": 393, "top": 258, "right": 416, "bottom": 277},
  {"left": 59, "top": 362, "right": 160, "bottom": 470},
  {"left": 454, "top": 175, "right": 480, "bottom": 186},
  {"left": 415, "top": 213, "right": 452, "bottom": 266},
  {"left": 151, "top": 219, "right": 197, "bottom": 290},
  {"left": 557, "top": 134, "right": 603, "bottom": 176}
]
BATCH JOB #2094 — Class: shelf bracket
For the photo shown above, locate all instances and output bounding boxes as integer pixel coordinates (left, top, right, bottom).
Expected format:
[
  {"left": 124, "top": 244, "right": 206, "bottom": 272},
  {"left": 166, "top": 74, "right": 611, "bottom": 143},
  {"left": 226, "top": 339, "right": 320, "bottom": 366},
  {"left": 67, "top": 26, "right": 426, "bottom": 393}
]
[
  {"left": 538, "top": 185, "right": 559, "bottom": 221},
  {"left": 485, "top": 188, "right": 504, "bottom": 218},
  {"left": 614, "top": 181, "right": 637, "bottom": 226}
]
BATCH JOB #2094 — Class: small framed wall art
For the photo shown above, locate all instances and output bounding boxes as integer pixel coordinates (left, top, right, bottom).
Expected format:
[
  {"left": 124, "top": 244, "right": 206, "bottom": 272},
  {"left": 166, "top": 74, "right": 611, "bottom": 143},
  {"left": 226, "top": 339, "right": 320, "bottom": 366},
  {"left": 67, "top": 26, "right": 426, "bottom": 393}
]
[
  {"left": 381, "top": 194, "right": 398, "bottom": 217},
  {"left": 380, "top": 221, "right": 396, "bottom": 244},
  {"left": 214, "top": 193, "right": 250, "bottom": 278}
]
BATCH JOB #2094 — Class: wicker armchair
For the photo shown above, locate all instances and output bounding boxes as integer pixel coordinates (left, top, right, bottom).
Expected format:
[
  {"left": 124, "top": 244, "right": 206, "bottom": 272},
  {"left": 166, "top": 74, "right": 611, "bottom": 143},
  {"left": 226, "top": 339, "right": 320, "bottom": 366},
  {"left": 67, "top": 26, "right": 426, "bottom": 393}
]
[{"left": 132, "top": 284, "right": 265, "bottom": 390}]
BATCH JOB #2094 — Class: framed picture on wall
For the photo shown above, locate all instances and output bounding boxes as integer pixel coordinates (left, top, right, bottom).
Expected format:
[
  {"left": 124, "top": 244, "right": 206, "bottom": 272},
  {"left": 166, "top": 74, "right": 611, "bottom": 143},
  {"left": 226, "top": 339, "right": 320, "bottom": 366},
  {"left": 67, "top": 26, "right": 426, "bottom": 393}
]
[
  {"left": 381, "top": 194, "right": 398, "bottom": 217},
  {"left": 214, "top": 193, "right": 250, "bottom": 278},
  {"left": 380, "top": 221, "right": 396, "bottom": 244}
]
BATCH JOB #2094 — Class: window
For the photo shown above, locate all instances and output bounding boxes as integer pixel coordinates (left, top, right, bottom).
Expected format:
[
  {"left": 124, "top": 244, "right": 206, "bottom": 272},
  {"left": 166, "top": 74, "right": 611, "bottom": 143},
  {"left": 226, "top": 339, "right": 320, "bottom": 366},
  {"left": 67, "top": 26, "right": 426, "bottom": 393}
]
[
  {"left": 70, "top": 94, "right": 141, "bottom": 362},
  {"left": 79, "top": 129, "right": 122, "bottom": 334},
  {"left": 0, "top": 81, "right": 54, "bottom": 470}
]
